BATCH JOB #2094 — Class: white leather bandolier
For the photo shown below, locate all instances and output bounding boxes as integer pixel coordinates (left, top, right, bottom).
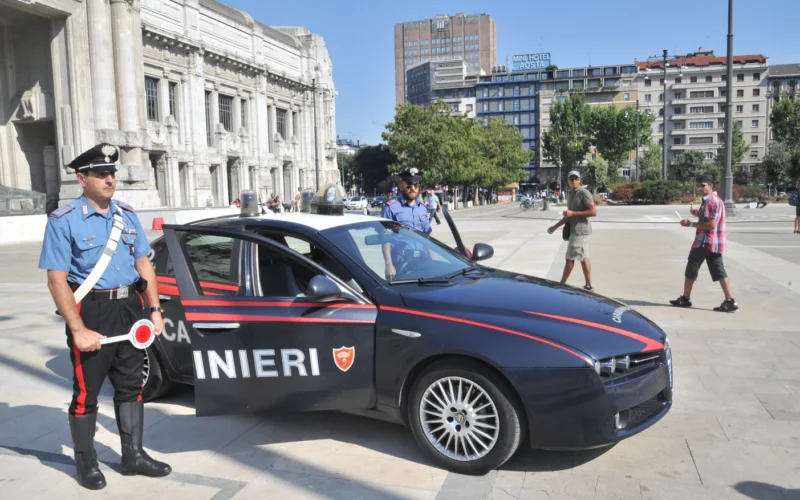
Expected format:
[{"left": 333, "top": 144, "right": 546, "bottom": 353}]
[{"left": 72, "top": 205, "right": 126, "bottom": 304}]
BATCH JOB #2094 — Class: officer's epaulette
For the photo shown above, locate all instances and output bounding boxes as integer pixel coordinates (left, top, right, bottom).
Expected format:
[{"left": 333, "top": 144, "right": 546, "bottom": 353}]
[
  {"left": 50, "top": 205, "right": 74, "bottom": 218},
  {"left": 114, "top": 200, "right": 135, "bottom": 212}
]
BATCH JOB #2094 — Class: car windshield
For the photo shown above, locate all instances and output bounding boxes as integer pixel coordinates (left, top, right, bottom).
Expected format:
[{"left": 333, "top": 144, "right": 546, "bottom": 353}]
[{"left": 321, "top": 220, "right": 472, "bottom": 284}]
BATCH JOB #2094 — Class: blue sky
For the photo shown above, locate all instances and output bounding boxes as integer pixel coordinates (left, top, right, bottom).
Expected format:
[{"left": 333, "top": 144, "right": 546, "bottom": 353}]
[{"left": 227, "top": 0, "right": 800, "bottom": 145}]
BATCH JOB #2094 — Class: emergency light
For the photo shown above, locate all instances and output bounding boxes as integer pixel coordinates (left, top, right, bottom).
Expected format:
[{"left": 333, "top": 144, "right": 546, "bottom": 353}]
[
  {"left": 310, "top": 183, "right": 346, "bottom": 216},
  {"left": 100, "top": 319, "right": 156, "bottom": 350},
  {"left": 239, "top": 189, "right": 259, "bottom": 217}
]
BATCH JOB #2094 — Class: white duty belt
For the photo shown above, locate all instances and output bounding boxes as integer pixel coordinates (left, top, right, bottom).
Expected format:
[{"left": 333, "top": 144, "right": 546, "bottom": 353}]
[{"left": 72, "top": 205, "right": 126, "bottom": 305}]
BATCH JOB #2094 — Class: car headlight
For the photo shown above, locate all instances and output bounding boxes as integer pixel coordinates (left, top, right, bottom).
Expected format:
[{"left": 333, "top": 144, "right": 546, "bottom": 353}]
[
  {"left": 665, "top": 336, "right": 673, "bottom": 388},
  {"left": 594, "top": 355, "right": 632, "bottom": 376}
]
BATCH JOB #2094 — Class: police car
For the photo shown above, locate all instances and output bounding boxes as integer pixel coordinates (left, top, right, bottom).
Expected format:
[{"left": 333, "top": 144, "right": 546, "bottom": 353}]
[{"left": 143, "top": 184, "right": 673, "bottom": 474}]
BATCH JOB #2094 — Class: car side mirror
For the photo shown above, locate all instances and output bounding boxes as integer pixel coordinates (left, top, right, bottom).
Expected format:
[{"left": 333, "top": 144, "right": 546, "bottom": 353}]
[
  {"left": 471, "top": 243, "right": 494, "bottom": 262},
  {"left": 307, "top": 275, "right": 343, "bottom": 303}
]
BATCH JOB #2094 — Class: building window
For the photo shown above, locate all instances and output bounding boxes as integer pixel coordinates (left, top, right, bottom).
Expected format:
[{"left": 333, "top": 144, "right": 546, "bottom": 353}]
[
  {"left": 690, "top": 90, "right": 714, "bottom": 99},
  {"left": 675, "top": 77, "right": 682, "bottom": 84},
  {"left": 466, "top": 104, "right": 473, "bottom": 112},
  {"left": 753, "top": 89, "right": 760, "bottom": 97},
  {"left": 753, "top": 104, "right": 760, "bottom": 112},
  {"left": 204, "top": 91, "right": 213, "bottom": 146},
  {"left": 706, "top": 75, "right": 713, "bottom": 82},
  {"left": 674, "top": 92, "right": 683, "bottom": 99},
  {"left": 689, "top": 137, "right": 713, "bottom": 144},
  {"left": 674, "top": 137, "right": 683, "bottom": 145},
  {"left": 737, "top": 74, "right": 744, "bottom": 82},
  {"left": 750, "top": 150, "right": 758, "bottom": 159},
  {"left": 706, "top": 152, "right": 715, "bottom": 160},
  {"left": 753, "top": 72, "right": 760, "bottom": 80},
  {"left": 645, "top": 94, "right": 652, "bottom": 102},
  {"left": 736, "top": 105, "right": 744, "bottom": 112},
  {"left": 218, "top": 94, "right": 233, "bottom": 132},
  {"left": 168, "top": 82, "right": 177, "bottom": 119},
  {"left": 645, "top": 79, "right": 652, "bottom": 87},
  {"left": 145, "top": 77, "right": 159, "bottom": 122},
  {"left": 690, "top": 76, "right": 698, "bottom": 83},
  {"left": 752, "top": 119, "right": 759, "bottom": 128},
  {"left": 241, "top": 100, "right": 248, "bottom": 130},
  {"left": 276, "top": 109, "right": 287, "bottom": 139},
  {"left": 737, "top": 89, "right": 744, "bottom": 97},
  {"left": 689, "top": 106, "right": 714, "bottom": 113},
  {"left": 674, "top": 108, "right": 683, "bottom": 114},
  {"left": 624, "top": 93, "right": 630, "bottom": 101},
  {"left": 658, "top": 123, "right": 664, "bottom": 132},
  {"left": 751, "top": 135, "right": 759, "bottom": 143},
  {"left": 690, "top": 121, "right": 714, "bottom": 129},
  {"left": 658, "top": 93, "right": 664, "bottom": 102},
  {"left": 737, "top": 120, "right": 743, "bottom": 128}
]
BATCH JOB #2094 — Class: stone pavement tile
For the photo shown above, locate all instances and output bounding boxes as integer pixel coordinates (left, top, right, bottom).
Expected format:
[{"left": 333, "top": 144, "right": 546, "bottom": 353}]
[
  {"left": 569, "top": 437, "right": 700, "bottom": 485},
  {"left": 704, "top": 337, "right": 800, "bottom": 356},
  {"left": 488, "top": 470, "right": 526, "bottom": 500},
  {"left": 639, "top": 410, "right": 727, "bottom": 442},
  {"left": 0, "top": 454, "right": 77, "bottom": 499},
  {"left": 717, "top": 414, "right": 800, "bottom": 448},
  {"left": 639, "top": 479, "right": 787, "bottom": 500},
  {"left": 0, "top": 405, "right": 67, "bottom": 450},
  {"left": 669, "top": 386, "right": 773, "bottom": 419},
  {"left": 267, "top": 448, "right": 447, "bottom": 492},
  {"left": 232, "top": 469, "right": 438, "bottom": 500},
  {"left": 698, "top": 374, "right": 794, "bottom": 395},
  {"left": 150, "top": 480, "right": 221, "bottom": 500},
  {"left": 516, "top": 472, "right": 597, "bottom": 500},
  {"left": 687, "top": 439, "right": 800, "bottom": 489},
  {"left": 754, "top": 394, "right": 800, "bottom": 421}
]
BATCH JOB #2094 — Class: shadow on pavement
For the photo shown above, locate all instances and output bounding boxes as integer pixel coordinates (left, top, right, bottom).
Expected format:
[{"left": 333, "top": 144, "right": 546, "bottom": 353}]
[
  {"left": 615, "top": 298, "right": 718, "bottom": 312},
  {"left": 501, "top": 446, "right": 612, "bottom": 472},
  {"left": 735, "top": 481, "right": 799, "bottom": 500}
]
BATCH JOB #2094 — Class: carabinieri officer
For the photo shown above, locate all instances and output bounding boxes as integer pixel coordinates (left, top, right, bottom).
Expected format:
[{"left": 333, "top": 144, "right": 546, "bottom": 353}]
[
  {"left": 38, "top": 144, "right": 170, "bottom": 490},
  {"left": 381, "top": 168, "right": 432, "bottom": 280}
]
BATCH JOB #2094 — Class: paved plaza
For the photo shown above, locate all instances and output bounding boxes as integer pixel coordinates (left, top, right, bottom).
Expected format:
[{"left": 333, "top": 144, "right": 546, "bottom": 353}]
[{"left": 1, "top": 202, "right": 799, "bottom": 499}]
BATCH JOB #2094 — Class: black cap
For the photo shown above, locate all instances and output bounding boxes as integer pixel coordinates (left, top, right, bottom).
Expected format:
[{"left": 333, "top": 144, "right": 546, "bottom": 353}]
[
  {"left": 67, "top": 144, "right": 119, "bottom": 173},
  {"left": 398, "top": 167, "right": 421, "bottom": 185}
]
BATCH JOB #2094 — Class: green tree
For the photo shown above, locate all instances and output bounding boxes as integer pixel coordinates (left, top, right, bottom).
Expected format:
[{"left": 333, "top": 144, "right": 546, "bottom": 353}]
[
  {"left": 637, "top": 142, "right": 663, "bottom": 181},
  {"left": 584, "top": 158, "right": 609, "bottom": 194},
  {"left": 337, "top": 153, "right": 357, "bottom": 191},
  {"left": 475, "top": 118, "right": 532, "bottom": 189},
  {"left": 715, "top": 122, "right": 749, "bottom": 169},
  {"left": 543, "top": 94, "right": 593, "bottom": 185},
  {"left": 762, "top": 141, "right": 800, "bottom": 185},
  {"left": 770, "top": 98, "right": 800, "bottom": 146},
  {"left": 590, "top": 106, "right": 656, "bottom": 178},
  {"left": 350, "top": 145, "right": 398, "bottom": 194},
  {"left": 674, "top": 150, "right": 709, "bottom": 182}
]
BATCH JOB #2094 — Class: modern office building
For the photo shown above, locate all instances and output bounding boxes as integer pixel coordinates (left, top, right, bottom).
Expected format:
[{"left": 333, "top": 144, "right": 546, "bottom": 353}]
[
  {"left": 636, "top": 49, "right": 768, "bottom": 175},
  {"left": 406, "top": 60, "right": 478, "bottom": 118},
  {"left": 0, "top": 0, "right": 339, "bottom": 210},
  {"left": 766, "top": 63, "right": 800, "bottom": 145},
  {"left": 394, "top": 13, "right": 497, "bottom": 105}
]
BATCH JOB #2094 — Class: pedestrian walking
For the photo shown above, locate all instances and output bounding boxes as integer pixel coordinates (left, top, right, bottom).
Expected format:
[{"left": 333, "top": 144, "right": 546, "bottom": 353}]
[
  {"left": 670, "top": 173, "right": 738, "bottom": 312},
  {"left": 425, "top": 189, "right": 442, "bottom": 225},
  {"left": 547, "top": 170, "right": 597, "bottom": 291},
  {"left": 38, "top": 144, "right": 171, "bottom": 490},
  {"left": 789, "top": 189, "right": 799, "bottom": 233}
]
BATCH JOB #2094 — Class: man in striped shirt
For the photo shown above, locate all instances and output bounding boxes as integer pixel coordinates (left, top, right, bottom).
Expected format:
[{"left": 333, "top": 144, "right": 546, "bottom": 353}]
[{"left": 670, "top": 173, "right": 738, "bottom": 312}]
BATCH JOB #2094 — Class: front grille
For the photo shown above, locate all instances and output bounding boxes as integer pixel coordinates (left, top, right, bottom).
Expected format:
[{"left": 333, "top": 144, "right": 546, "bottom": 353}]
[
  {"left": 621, "top": 395, "right": 667, "bottom": 430},
  {"left": 598, "top": 350, "right": 663, "bottom": 383}
]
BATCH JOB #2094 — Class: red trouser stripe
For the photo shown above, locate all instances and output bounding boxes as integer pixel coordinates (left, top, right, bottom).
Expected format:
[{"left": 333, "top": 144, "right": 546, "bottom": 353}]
[{"left": 73, "top": 302, "right": 88, "bottom": 417}]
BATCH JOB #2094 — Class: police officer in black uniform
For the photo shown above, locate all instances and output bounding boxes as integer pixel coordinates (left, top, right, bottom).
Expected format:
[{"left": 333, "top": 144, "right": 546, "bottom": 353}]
[{"left": 38, "top": 144, "right": 171, "bottom": 490}]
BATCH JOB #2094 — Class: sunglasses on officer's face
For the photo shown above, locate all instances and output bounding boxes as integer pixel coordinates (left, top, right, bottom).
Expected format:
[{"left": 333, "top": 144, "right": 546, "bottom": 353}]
[{"left": 404, "top": 183, "right": 420, "bottom": 190}]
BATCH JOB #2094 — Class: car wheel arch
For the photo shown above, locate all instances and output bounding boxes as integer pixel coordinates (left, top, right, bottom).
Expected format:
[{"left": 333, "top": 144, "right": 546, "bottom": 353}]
[{"left": 397, "top": 353, "right": 529, "bottom": 437}]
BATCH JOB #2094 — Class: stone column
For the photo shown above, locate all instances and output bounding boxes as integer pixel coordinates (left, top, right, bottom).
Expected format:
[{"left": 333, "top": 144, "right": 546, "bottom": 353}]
[
  {"left": 211, "top": 86, "right": 219, "bottom": 149},
  {"left": 268, "top": 100, "right": 277, "bottom": 152},
  {"left": 167, "top": 153, "right": 180, "bottom": 207},
  {"left": 86, "top": 0, "right": 119, "bottom": 131},
  {"left": 110, "top": 0, "right": 141, "bottom": 165},
  {"left": 160, "top": 71, "right": 170, "bottom": 122}
]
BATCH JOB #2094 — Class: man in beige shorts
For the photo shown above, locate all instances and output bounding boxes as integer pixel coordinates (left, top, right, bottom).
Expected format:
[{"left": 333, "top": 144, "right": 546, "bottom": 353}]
[{"left": 547, "top": 170, "right": 597, "bottom": 291}]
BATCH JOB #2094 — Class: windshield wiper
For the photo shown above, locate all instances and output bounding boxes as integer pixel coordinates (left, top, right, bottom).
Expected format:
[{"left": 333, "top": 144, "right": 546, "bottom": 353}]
[
  {"left": 445, "top": 266, "right": 485, "bottom": 280},
  {"left": 389, "top": 277, "right": 451, "bottom": 285}
]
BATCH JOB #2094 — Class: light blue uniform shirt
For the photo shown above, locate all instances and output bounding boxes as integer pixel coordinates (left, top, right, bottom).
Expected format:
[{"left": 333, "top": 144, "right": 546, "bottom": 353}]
[
  {"left": 427, "top": 193, "right": 439, "bottom": 210},
  {"left": 381, "top": 197, "right": 432, "bottom": 235},
  {"left": 38, "top": 195, "right": 151, "bottom": 289}
]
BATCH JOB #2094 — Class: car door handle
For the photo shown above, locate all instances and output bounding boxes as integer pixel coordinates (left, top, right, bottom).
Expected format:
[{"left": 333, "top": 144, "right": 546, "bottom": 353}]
[
  {"left": 158, "top": 295, "right": 172, "bottom": 302},
  {"left": 193, "top": 322, "right": 240, "bottom": 331}
]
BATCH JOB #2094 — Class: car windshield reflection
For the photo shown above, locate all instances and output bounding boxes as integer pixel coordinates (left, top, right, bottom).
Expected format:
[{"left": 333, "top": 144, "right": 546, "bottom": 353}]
[{"left": 321, "top": 220, "right": 473, "bottom": 284}]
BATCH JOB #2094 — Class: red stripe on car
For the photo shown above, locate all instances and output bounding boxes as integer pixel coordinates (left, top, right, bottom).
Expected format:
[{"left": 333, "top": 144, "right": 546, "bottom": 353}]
[
  {"left": 523, "top": 311, "right": 663, "bottom": 352},
  {"left": 380, "top": 306, "right": 592, "bottom": 365},
  {"left": 181, "top": 299, "right": 375, "bottom": 309},
  {"left": 186, "top": 313, "right": 373, "bottom": 324}
]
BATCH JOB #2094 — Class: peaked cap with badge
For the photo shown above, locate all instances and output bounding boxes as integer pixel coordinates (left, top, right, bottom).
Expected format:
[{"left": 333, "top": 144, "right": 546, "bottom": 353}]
[
  {"left": 67, "top": 144, "right": 120, "bottom": 173},
  {"left": 398, "top": 167, "right": 421, "bottom": 185}
]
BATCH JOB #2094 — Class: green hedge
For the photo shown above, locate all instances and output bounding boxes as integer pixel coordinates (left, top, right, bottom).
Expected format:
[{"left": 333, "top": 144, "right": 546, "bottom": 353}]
[{"left": 612, "top": 180, "right": 694, "bottom": 204}]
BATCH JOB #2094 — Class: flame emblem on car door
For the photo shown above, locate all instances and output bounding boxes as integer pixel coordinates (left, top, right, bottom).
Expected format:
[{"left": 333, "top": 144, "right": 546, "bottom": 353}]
[{"left": 332, "top": 347, "right": 355, "bottom": 372}]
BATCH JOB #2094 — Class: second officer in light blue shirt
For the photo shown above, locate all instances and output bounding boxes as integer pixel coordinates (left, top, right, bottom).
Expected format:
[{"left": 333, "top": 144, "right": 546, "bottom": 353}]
[{"left": 381, "top": 168, "right": 432, "bottom": 235}]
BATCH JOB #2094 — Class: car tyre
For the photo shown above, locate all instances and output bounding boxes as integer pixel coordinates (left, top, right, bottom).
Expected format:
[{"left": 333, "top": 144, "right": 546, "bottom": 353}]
[
  {"left": 141, "top": 346, "right": 174, "bottom": 402},
  {"left": 407, "top": 360, "right": 524, "bottom": 475}
]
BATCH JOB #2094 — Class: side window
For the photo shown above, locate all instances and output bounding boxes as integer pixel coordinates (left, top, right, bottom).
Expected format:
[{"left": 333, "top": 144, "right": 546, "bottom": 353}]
[
  {"left": 255, "top": 243, "right": 317, "bottom": 298},
  {"left": 150, "top": 240, "right": 174, "bottom": 276},
  {"left": 183, "top": 234, "right": 241, "bottom": 296}
]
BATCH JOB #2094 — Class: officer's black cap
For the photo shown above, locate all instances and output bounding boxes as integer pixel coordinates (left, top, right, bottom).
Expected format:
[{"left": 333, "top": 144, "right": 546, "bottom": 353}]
[
  {"left": 398, "top": 167, "right": 421, "bottom": 185},
  {"left": 67, "top": 144, "right": 119, "bottom": 174}
]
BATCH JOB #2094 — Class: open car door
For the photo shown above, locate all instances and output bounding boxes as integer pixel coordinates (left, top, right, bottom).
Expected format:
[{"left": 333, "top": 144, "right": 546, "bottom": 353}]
[
  {"left": 162, "top": 224, "right": 378, "bottom": 417},
  {"left": 439, "top": 204, "right": 471, "bottom": 259}
]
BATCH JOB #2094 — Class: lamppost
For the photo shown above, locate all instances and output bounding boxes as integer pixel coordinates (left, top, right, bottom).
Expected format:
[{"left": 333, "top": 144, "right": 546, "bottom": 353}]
[{"left": 722, "top": 0, "right": 737, "bottom": 216}]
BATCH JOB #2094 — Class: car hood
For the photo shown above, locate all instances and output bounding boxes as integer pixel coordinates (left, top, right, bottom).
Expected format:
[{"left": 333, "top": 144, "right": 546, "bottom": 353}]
[{"left": 398, "top": 270, "right": 667, "bottom": 361}]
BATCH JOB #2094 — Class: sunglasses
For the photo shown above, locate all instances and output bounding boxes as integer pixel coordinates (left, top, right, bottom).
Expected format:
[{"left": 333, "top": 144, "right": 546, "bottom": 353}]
[
  {"left": 404, "top": 183, "right": 420, "bottom": 189},
  {"left": 569, "top": 177, "right": 580, "bottom": 181}
]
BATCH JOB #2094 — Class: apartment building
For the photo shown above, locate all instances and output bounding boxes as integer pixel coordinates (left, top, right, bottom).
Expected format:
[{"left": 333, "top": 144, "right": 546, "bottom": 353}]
[
  {"left": 636, "top": 49, "right": 768, "bottom": 174},
  {"left": 406, "top": 60, "right": 478, "bottom": 118},
  {"left": 766, "top": 64, "right": 800, "bottom": 145},
  {"left": 394, "top": 13, "right": 497, "bottom": 105}
]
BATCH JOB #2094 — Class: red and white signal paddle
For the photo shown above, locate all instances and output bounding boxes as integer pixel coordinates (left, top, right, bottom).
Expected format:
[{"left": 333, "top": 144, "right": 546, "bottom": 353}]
[{"left": 99, "top": 319, "right": 156, "bottom": 350}]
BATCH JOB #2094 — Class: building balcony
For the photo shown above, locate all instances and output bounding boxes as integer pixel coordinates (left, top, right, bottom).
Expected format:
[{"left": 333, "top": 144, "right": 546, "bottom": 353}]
[
  {"left": 671, "top": 112, "right": 725, "bottom": 120},
  {"left": 670, "top": 82, "right": 724, "bottom": 90},
  {"left": 670, "top": 96, "right": 725, "bottom": 105},
  {"left": 671, "top": 128, "right": 724, "bottom": 135},
  {"left": 670, "top": 143, "right": 720, "bottom": 150}
]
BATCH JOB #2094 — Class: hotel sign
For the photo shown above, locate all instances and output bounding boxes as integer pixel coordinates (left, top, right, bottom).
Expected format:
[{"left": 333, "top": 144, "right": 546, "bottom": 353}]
[{"left": 511, "top": 53, "right": 552, "bottom": 71}]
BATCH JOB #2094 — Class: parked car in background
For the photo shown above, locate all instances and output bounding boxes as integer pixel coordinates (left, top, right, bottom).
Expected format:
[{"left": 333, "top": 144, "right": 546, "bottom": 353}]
[
  {"left": 345, "top": 196, "right": 368, "bottom": 210},
  {"left": 371, "top": 196, "right": 387, "bottom": 208}
]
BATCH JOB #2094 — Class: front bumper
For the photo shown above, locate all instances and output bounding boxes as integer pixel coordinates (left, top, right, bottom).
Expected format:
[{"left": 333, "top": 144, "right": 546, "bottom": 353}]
[{"left": 509, "top": 352, "right": 672, "bottom": 450}]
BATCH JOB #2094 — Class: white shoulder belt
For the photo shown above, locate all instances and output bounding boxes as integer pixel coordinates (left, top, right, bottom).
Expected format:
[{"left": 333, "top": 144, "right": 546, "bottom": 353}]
[{"left": 73, "top": 205, "right": 126, "bottom": 304}]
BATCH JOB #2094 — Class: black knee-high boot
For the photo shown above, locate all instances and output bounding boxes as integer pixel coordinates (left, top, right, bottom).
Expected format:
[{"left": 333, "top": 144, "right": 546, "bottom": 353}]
[
  {"left": 116, "top": 402, "right": 171, "bottom": 477},
  {"left": 69, "top": 413, "right": 107, "bottom": 490}
]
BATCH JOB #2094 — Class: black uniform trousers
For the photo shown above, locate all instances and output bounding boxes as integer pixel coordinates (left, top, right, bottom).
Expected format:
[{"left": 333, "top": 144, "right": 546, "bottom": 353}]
[{"left": 66, "top": 291, "right": 146, "bottom": 417}]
